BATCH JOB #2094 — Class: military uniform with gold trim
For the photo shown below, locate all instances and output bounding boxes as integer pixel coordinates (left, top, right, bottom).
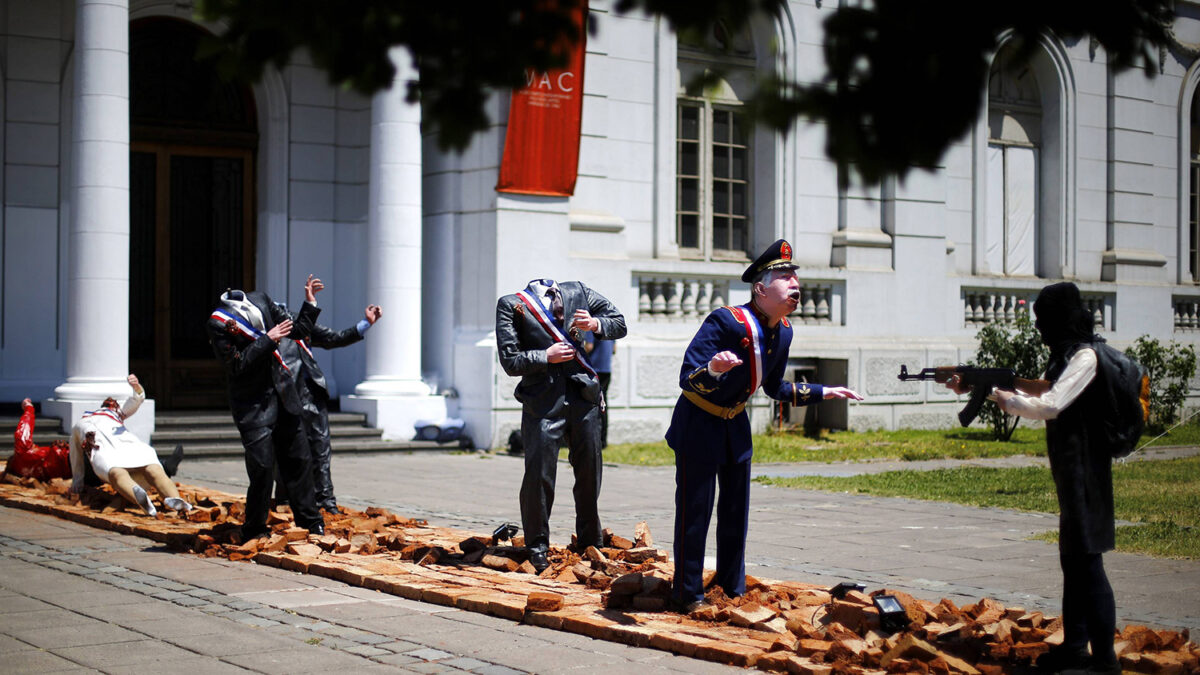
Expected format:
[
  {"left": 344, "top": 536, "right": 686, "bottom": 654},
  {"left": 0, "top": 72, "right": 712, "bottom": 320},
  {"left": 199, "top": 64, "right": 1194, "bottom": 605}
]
[{"left": 666, "top": 239, "right": 827, "bottom": 607}]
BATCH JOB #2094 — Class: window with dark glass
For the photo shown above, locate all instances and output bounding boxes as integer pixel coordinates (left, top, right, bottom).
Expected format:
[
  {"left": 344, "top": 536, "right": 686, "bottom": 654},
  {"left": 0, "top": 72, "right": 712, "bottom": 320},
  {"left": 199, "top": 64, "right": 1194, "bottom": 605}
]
[{"left": 675, "top": 101, "right": 750, "bottom": 259}]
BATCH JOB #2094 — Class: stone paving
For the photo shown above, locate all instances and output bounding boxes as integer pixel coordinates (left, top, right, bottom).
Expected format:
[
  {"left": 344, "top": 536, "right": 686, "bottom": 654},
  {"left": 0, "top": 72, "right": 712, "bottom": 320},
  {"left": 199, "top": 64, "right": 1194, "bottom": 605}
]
[
  {"left": 0, "top": 506, "right": 742, "bottom": 673},
  {"left": 3, "top": 447, "right": 1198, "bottom": 673}
]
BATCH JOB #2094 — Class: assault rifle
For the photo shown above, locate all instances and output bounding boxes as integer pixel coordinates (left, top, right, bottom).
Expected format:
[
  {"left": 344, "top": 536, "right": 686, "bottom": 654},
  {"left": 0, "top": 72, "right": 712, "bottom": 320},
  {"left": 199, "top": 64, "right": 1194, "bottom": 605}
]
[{"left": 897, "top": 365, "right": 1019, "bottom": 427}]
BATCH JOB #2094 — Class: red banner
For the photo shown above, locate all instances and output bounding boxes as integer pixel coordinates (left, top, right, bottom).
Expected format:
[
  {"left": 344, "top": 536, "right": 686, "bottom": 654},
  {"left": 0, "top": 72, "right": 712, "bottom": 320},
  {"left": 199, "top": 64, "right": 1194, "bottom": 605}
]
[{"left": 496, "top": 2, "right": 588, "bottom": 197}]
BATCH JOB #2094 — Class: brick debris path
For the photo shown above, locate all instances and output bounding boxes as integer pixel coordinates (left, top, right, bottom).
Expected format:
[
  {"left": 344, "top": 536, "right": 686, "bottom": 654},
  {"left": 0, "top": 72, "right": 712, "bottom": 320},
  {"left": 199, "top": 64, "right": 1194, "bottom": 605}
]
[{"left": 181, "top": 449, "right": 1200, "bottom": 635}]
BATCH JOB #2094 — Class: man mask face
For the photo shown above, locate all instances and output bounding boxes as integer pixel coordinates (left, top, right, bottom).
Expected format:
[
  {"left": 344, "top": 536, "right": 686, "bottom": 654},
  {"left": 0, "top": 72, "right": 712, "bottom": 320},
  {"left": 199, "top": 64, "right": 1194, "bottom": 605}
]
[
  {"left": 754, "top": 269, "right": 800, "bottom": 318},
  {"left": 102, "top": 397, "right": 119, "bottom": 411}
]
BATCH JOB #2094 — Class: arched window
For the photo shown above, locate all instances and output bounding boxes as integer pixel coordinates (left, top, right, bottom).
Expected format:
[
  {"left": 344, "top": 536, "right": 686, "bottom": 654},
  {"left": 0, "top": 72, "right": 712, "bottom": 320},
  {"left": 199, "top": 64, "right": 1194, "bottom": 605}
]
[
  {"left": 676, "top": 21, "right": 756, "bottom": 261},
  {"left": 987, "top": 44, "right": 1042, "bottom": 277}
]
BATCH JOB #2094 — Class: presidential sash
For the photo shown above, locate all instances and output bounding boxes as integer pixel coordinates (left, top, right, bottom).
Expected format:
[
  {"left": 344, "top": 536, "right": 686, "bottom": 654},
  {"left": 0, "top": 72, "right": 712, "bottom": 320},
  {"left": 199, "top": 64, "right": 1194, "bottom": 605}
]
[
  {"left": 84, "top": 408, "right": 125, "bottom": 425},
  {"left": 730, "top": 306, "right": 763, "bottom": 395},
  {"left": 515, "top": 289, "right": 597, "bottom": 378},
  {"left": 211, "top": 308, "right": 291, "bottom": 372}
]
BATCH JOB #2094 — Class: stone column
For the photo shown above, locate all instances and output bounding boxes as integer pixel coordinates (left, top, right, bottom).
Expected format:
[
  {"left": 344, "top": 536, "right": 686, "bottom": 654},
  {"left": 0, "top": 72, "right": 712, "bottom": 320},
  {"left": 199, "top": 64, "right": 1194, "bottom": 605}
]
[
  {"left": 342, "top": 47, "right": 445, "bottom": 439},
  {"left": 46, "top": 0, "right": 151, "bottom": 437}
]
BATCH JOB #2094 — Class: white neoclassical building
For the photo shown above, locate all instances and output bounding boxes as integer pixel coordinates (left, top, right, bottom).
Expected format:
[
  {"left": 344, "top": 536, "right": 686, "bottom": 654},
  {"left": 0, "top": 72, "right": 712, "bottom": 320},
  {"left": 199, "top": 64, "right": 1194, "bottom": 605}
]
[{"left": 3, "top": 0, "right": 1200, "bottom": 445}]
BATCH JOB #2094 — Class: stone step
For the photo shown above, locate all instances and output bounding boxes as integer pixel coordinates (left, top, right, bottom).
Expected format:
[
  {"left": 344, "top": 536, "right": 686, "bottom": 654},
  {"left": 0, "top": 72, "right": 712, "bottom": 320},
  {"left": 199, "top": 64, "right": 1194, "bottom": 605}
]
[
  {"left": 154, "top": 411, "right": 369, "bottom": 428},
  {"left": 1, "top": 410, "right": 468, "bottom": 461},
  {"left": 166, "top": 438, "right": 455, "bottom": 458},
  {"left": 149, "top": 425, "right": 384, "bottom": 444}
]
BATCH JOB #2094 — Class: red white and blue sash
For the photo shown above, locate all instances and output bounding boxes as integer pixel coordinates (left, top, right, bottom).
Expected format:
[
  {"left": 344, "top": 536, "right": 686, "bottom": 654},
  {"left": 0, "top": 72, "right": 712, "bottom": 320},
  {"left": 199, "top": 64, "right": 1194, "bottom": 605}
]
[
  {"left": 211, "top": 308, "right": 291, "bottom": 372},
  {"left": 730, "top": 306, "right": 763, "bottom": 394},
  {"left": 84, "top": 408, "right": 125, "bottom": 425},
  {"left": 515, "top": 289, "right": 596, "bottom": 378}
]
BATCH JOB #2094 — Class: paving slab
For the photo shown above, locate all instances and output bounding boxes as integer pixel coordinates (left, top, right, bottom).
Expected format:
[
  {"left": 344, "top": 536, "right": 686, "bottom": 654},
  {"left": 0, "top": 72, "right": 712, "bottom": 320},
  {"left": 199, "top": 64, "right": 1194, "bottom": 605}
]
[
  {"left": 53, "top": 639, "right": 197, "bottom": 669},
  {"left": 0, "top": 505, "right": 742, "bottom": 674},
  {"left": 2, "top": 649, "right": 89, "bottom": 672},
  {"left": 165, "top": 629, "right": 299, "bottom": 656},
  {"left": 221, "top": 646, "right": 399, "bottom": 673}
]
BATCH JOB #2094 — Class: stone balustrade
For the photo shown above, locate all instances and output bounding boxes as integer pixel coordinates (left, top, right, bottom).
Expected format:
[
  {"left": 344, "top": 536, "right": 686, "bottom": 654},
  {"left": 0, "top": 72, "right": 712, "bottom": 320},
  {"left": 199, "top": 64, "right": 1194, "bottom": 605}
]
[
  {"left": 635, "top": 274, "right": 838, "bottom": 324},
  {"left": 637, "top": 277, "right": 730, "bottom": 320},
  {"left": 963, "top": 288, "right": 1110, "bottom": 330},
  {"left": 1173, "top": 297, "right": 1200, "bottom": 331}
]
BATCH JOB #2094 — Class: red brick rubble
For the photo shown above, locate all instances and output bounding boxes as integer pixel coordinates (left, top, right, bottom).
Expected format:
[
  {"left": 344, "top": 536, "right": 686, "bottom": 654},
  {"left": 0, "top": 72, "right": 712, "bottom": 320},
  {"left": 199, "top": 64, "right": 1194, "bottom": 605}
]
[{"left": 2, "top": 467, "right": 1196, "bottom": 674}]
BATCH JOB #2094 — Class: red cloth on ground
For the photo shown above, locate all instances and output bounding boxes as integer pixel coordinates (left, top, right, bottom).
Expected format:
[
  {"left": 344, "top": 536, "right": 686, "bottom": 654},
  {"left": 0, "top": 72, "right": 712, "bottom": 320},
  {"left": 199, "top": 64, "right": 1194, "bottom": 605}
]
[{"left": 6, "top": 404, "right": 71, "bottom": 481}]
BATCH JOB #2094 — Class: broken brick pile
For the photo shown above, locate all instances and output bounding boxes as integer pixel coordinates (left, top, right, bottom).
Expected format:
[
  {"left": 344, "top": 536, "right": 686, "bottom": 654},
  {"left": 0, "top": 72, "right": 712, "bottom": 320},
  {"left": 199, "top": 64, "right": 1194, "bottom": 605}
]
[{"left": 1, "top": 467, "right": 1196, "bottom": 674}]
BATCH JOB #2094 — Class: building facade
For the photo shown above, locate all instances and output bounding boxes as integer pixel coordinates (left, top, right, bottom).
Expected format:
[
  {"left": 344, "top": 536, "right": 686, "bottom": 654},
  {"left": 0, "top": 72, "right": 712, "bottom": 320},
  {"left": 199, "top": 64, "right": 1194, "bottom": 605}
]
[{"left": 3, "top": 0, "right": 1200, "bottom": 444}]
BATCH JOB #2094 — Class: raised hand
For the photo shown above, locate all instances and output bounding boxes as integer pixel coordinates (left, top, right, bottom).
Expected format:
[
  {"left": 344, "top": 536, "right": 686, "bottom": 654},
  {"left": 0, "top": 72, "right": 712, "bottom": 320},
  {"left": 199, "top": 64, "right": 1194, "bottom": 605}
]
[
  {"left": 547, "top": 342, "right": 576, "bottom": 364},
  {"left": 822, "top": 386, "right": 864, "bottom": 401},
  {"left": 305, "top": 274, "right": 324, "bottom": 303},
  {"left": 365, "top": 304, "right": 382, "bottom": 324},
  {"left": 570, "top": 309, "right": 599, "bottom": 333},
  {"left": 267, "top": 319, "right": 293, "bottom": 342},
  {"left": 708, "top": 351, "right": 743, "bottom": 374}
]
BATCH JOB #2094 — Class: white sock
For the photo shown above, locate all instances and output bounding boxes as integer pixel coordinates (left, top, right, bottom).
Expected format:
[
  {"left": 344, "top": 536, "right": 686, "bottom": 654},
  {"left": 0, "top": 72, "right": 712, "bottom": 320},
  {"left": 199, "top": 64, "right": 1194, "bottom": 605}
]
[{"left": 132, "top": 485, "right": 156, "bottom": 516}]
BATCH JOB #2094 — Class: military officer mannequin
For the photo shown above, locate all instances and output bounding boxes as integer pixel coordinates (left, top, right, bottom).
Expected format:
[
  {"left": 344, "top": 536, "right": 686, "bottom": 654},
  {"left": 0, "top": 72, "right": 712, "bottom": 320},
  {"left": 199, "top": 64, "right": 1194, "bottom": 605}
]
[{"left": 666, "top": 239, "right": 864, "bottom": 613}]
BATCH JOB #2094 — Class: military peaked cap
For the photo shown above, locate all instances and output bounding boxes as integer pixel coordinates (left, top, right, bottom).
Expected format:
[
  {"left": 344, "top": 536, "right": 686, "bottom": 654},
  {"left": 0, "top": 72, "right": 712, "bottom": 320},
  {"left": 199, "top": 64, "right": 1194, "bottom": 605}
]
[{"left": 741, "top": 239, "right": 798, "bottom": 282}]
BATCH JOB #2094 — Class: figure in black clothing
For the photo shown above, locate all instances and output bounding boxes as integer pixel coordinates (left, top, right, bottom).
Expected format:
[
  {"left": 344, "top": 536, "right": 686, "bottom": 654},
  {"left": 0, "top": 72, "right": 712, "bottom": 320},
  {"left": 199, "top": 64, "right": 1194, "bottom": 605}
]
[
  {"left": 274, "top": 274, "right": 382, "bottom": 514},
  {"left": 206, "top": 290, "right": 323, "bottom": 539},
  {"left": 949, "top": 282, "right": 1120, "bottom": 675}
]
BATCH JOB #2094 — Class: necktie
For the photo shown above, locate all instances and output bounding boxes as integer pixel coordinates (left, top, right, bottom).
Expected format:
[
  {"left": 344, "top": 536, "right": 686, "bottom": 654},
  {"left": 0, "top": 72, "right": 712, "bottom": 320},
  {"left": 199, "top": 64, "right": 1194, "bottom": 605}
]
[{"left": 546, "top": 287, "right": 564, "bottom": 323}]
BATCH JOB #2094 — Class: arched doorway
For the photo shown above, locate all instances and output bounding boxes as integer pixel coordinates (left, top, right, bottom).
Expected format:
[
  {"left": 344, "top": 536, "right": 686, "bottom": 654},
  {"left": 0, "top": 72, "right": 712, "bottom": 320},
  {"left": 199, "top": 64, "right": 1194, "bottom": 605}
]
[{"left": 129, "top": 18, "right": 258, "bottom": 408}]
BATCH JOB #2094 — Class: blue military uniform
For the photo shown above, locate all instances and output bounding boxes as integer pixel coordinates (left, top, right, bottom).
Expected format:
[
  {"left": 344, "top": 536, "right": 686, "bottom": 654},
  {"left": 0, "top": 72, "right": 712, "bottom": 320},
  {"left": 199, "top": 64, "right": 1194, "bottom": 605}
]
[{"left": 666, "top": 239, "right": 827, "bottom": 607}]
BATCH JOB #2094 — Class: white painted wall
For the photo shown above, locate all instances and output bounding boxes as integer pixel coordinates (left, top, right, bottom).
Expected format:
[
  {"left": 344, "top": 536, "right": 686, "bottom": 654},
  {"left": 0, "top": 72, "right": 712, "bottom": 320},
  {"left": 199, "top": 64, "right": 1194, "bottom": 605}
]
[{"left": 4, "top": 0, "right": 1200, "bottom": 446}]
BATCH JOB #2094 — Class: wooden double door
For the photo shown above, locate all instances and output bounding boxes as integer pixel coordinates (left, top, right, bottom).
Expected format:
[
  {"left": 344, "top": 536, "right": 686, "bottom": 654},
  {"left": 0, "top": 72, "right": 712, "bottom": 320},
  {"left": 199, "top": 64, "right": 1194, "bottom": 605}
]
[{"left": 129, "top": 143, "right": 255, "bottom": 408}]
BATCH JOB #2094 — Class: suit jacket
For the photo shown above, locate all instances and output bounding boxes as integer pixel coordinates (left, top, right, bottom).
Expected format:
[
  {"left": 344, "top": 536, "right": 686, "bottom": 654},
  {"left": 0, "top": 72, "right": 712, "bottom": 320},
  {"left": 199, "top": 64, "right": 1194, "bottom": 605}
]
[
  {"left": 665, "top": 304, "right": 823, "bottom": 464},
  {"left": 496, "top": 280, "right": 626, "bottom": 417},
  {"left": 283, "top": 301, "right": 363, "bottom": 400},
  {"left": 207, "top": 291, "right": 318, "bottom": 430}
]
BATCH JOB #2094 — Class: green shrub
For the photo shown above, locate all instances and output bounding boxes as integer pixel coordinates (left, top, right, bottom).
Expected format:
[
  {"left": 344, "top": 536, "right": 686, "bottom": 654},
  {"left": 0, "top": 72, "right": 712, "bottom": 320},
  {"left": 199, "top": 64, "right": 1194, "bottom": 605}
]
[
  {"left": 1124, "top": 336, "right": 1197, "bottom": 432},
  {"left": 970, "top": 310, "right": 1049, "bottom": 441}
]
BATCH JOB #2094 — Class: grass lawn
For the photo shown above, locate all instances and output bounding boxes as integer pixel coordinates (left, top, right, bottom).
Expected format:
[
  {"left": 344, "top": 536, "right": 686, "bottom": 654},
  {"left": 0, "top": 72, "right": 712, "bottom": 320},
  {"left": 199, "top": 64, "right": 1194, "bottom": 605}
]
[
  {"left": 599, "top": 422, "right": 1200, "bottom": 467},
  {"left": 753, "top": 455, "right": 1200, "bottom": 559}
]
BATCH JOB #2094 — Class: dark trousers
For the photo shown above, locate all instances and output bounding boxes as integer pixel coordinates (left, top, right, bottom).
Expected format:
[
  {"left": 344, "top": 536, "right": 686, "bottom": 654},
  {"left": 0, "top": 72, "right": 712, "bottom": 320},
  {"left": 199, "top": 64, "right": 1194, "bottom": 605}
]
[
  {"left": 1059, "top": 550, "right": 1118, "bottom": 664},
  {"left": 672, "top": 450, "right": 751, "bottom": 605},
  {"left": 306, "top": 404, "right": 335, "bottom": 509},
  {"left": 597, "top": 372, "right": 611, "bottom": 448},
  {"left": 240, "top": 409, "right": 320, "bottom": 536},
  {"left": 273, "top": 403, "right": 336, "bottom": 510},
  {"left": 519, "top": 387, "right": 603, "bottom": 551}
]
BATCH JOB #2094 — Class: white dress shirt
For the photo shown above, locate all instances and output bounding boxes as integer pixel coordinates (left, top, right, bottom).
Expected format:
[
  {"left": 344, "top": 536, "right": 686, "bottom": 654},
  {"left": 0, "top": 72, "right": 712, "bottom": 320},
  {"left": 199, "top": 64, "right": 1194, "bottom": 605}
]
[{"left": 1004, "top": 348, "right": 1098, "bottom": 420}]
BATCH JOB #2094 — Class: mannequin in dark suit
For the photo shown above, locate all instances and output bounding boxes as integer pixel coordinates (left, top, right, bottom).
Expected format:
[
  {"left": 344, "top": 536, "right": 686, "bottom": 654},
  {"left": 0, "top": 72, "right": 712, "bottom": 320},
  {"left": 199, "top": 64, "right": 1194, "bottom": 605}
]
[
  {"left": 206, "top": 290, "right": 323, "bottom": 539},
  {"left": 495, "top": 279, "right": 625, "bottom": 572},
  {"left": 276, "top": 274, "right": 381, "bottom": 513}
]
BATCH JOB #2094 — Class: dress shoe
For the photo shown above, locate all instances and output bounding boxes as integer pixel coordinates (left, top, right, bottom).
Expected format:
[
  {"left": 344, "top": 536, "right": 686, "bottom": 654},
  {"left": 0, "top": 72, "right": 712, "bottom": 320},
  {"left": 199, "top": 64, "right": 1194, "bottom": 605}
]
[
  {"left": 322, "top": 505, "right": 340, "bottom": 515},
  {"left": 307, "top": 522, "right": 325, "bottom": 536},
  {"left": 1036, "top": 645, "right": 1091, "bottom": 673},
  {"left": 241, "top": 527, "right": 270, "bottom": 542},
  {"left": 1061, "top": 662, "right": 1121, "bottom": 675},
  {"left": 669, "top": 598, "right": 712, "bottom": 615},
  {"left": 528, "top": 548, "right": 550, "bottom": 574},
  {"left": 162, "top": 444, "right": 184, "bottom": 477}
]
